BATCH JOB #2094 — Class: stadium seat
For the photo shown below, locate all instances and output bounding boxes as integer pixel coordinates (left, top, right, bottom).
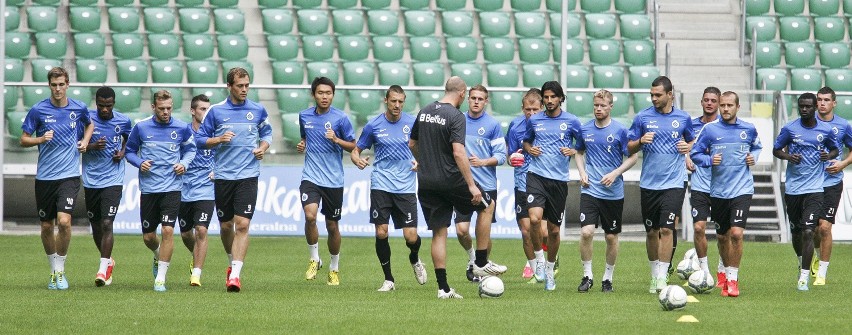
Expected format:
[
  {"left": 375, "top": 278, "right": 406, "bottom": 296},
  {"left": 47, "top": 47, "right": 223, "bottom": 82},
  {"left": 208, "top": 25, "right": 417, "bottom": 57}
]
[
  {"left": 186, "top": 60, "right": 219, "bottom": 84},
  {"left": 416, "top": 90, "right": 443, "bottom": 110},
  {"left": 183, "top": 34, "right": 215, "bottom": 60},
  {"left": 563, "top": 65, "right": 590, "bottom": 88},
  {"left": 342, "top": 62, "right": 375, "bottom": 85},
  {"left": 76, "top": 59, "right": 108, "bottom": 83},
  {"left": 518, "top": 38, "right": 551, "bottom": 64},
  {"left": 151, "top": 60, "right": 184, "bottom": 83},
  {"left": 148, "top": 34, "right": 180, "bottom": 60},
  {"left": 22, "top": 86, "right": 48, "bottom": 108},
  {"left": 105, "top": 0, "right": 133, "bottom": 5},
  {"left": 26, "top": 6, "right": 57, "bottom": 33},
  {"left": 511, "top": 0, "right": 542, "bottom": 11},
  {"left": 779, "top": 16, "right": 811, "bottom": 42},
  {"left": 175, "top": 0, "right": 204, "bottom": 6},
  {"left": 628, "top": 66, "right": 660, "bottom": 88},
  {"left": 276, "top": 89, "right": 312, "bottom": 114},
  {"left": 7, "top": 112, "right": 27, "bottom": 139},
  {"left": 111, "top": 33, "right": 144, "bottom": 60},
  {"left": 400, "top": 0, "right": 429, "bottom": 9},
  {"left": 307, "top": 62, "right": 339, "bottom": 83},
  {"left": 150, "top": 87, "right": 184, "bottom": 109},
  {"left": 474, "top": 0, "right": 504, "bottom": 11},
  {"left": 755, "top": 68, "right": 788, "bottom": 90},
  {"left": 209, "top": 0, "right": 239, "bottom": 7},
  {"left": 221, "top": 60, "right": 254, "bottom": 82},
  {"left": 450, "top": 64, "right": 483, "bottom": 86},
  {"left": 266, "top": 35, "right": 299, "bottom": 62},
  {"left": 140, "top": 0, "right": 169, "bottom": 5},
  {"left": 73, "top": 33, "right": 105, "bottom": 59},
  {"left": 297, "top": 9, "right": 329, "bottom": 35},
  {"left": 4, "top": 32, "right": 31, "bottom": 59},
  {"left": 116, "top": 59, "right": 149, "bottom": 83},
  {"left": 522, "top": 64, "right": 555, "bottom": 87},
  {"left": 825, "top": 69, "right": 852, "bottom": 91},
  {"left": 835, "top": 95, "right": 852, "bottom": 118},
  {"left": 783, "top": 42, "right": 816, "bottom": 68},
  {"left": 338, "top": 35, "right": 370, "bottom": 61},
  {"left": 403, "top": 11, "right": 435, "bottom": 36},
  {"left": 593, "top": 65, "right": 626, "bottom": 88},
  {"left": 753, "top": 41, "right": 782, "bottom": 68},
  {"left": 813, "top": 16, "right": 844, "bottom": 42},
  {"left": 789, "top": 68, "right": 822, "bottom": 91},
  {"left": 4, "top": 87, "right": 19, "bottom": 112},
  {"left": 35, "top": 32, "right": 66, "bottom": 59},
  {"left": 446, "top": 37, "right": 478, "bottom": 63},
  {"left": 69, "top": 7, "right": 100, "bottom": 33},
  {"left": 272, "top": 61, "right": 305, "bottom": 84},
  {"left": 143, "top": 7, "right": 175, "bottom": 34},
  {"left": 362, "top": 0, "right": 391, "bottom": 9},
  {"left": 378, "top": 62, "right": 410, "bottom": 86},
  {"left": 773, "top": 0, "right": 805, "bottom": 16},
  {"left": 478, "top": 12, "right": 511, "bottom": 37},
  {"left": 486, "top": 64, "right": 519, "bottom": 87},
  {"left": 550, "top": 12, "right": 581, "bottom": 38},
  {"left": 442, "top": 11, "right": 474, "bottom": 37},
  {"left": 217, "top": 35, "right": 249, "bottom": 61},
  {"left": 114, "top": 87, "right": 143, "bottom": 113},
  {"left": 818, "top": 42, "right": 851, "bottom": 68},
  {"left": 31, "top": 59, "right": 61, "bottom": 82},
  {"left": 280, "top": 113, "right": 303, "bottom": 146},
  {"left": 744, "top": 0, "right": 771, "bottom": 15},
  {"left": 436, "top": 0, "right": 466, "bottom": 10},
  {"left": 514, "top": 12, "right": 547, "bottom": 38},
  {"left": 67, "top": 87, "right": 93, "bottom": 106},
  {"left": 483, "top": 37, "right": 515, "bottom": 63},
  {"left": 491, "top": 92, "right": 523, "bottom": 116},
  {"left": 632, "top": 93, "right": 652, "bottom": 113},
  {"left": 547, "top": 0, "right": 576, "bottom": 12},
  {"left": 372, "top": 36, "right": 404, "bottom": 62},
  {"left": 5, "top": 6, "right": 20, "bottom": 31},
  {"left": 332, "top": 9, "right": 364, "bottom": 35},
  {"left": 214, "top": 8, "right": 245, "bottom": 34},
  {"left": 584, "top": 14, "right": 618, "bottom": 39},
  {"left": 588, "top": 39, "right": 621, "bottom": 65},
  {"left": 845, "top": 0, "right": 852, "bottom": 17},
  {"left": 615, "top": 0, "right": 647, "bottom": 13},
  {"left": 367, "top": 10, "right": 398, "bottom": 35},
  {"left": 262, "top": 9, "right": 293, "bottom": 35},
  {"left": 745, "top": 16, "right": 777, "bottom": 41},
  {"left": 581, "top": 0, "right": 611, "bottom": 12},
  {"left": 809, "top": 0, "right": 840, "bottom": 16},
  {"left": 293, "top": 0, "right": 322, "bottom": 8},
  {"left": 623, "top": 39, "right": 655, "bottom": 66},
  {"left": 610, "top": 92, "right": 631, "bottom": 117},
  {"left": 412, "top": 63, "right": 445, "bottom": 86},
  {"left": 4, "top": 58, "right": 24, "bottom": 82},
  {"left": 553, "top": 38, "right": 585, "bottom": 64},
  {"left": 566, "top": 92, "right": 594, "bottom": 115},
  {"left": 409, "top": 36, "right": 442, "bottom": 62},
  {"left": 348, "top": 90, "right": 383, "bottom": 121},
  {"left": 179, "top": 8, "right": 210, "bottom": 34},
  {"left": 108, "top": 7, "right": 139, "bottom": 33},
  {"left": 301, "top": 35, "right": 334, "bottom": 61},
  {"left": 620, "top": 14, "right": 652, "bottom": 40}
]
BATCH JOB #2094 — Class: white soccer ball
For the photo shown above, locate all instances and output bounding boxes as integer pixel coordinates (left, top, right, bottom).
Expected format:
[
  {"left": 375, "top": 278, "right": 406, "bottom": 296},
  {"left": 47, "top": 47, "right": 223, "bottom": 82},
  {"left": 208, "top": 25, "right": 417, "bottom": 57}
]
[
  {"left": 687, "top": 270, "right": 715, "bottom": 294},
  {"left": 683, "top": 248, "right": 697, "bottom": 262},
  {"left": 676, "top": 258, "right": 700, "bottom": 280},
  {"left": 658, "top": 285, "right": 688, "bottom": 311},
  {"left": 478, "top": 276, "right": 504, "bottom": 298}
]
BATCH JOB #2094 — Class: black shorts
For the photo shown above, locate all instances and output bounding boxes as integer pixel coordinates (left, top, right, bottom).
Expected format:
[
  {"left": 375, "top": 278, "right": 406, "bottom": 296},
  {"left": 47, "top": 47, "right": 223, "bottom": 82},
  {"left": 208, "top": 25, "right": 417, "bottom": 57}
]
[
  {"left": 526, "top": 173, "right": 568, "bottom": 226},
  {"left": 579, "top": 193, "right": 623, "bottom": 234},
  {"left": 514, "top": 188, "right": 530, "bottom": 221},
  {"left": 710, "top": 194, "right": 751, "bottom": 235},
  {"left": 84, "top": 185, "right": 123, "bottom": 224},
  {"left": 822, "top": 181, "right": 843, "bottom": 224},
  {"left": 35, "top": 177, "right": 80, "bottom": 221},
  {"left": 215, "top": 177, "right": 259, "bottom": 222},
  {"left": 140, "top": 191, "right": 181, "bottom": 234},
  {"left": 369, "top": 190, "right": 418, "bottom": 229},
  {"left": 785, "top": 192, "right": 823, "bottom": 233},
  {"left": 300, "top": 180, "right": 344, "bottom": 221},
  {"left": 179, "top": 200, "right": 215, "bottom": 233},
  {"left": 640, "top": 187, "right": 684, "bottom": 232},
  {"left": 690, "top": 190, "right": 712, "bottom": 223},
  {"left": 454, "top": 190, "right": 498, "bottom": 223},
  {"left": 418, "top": 183, "right": 490, "bottom": 230}
]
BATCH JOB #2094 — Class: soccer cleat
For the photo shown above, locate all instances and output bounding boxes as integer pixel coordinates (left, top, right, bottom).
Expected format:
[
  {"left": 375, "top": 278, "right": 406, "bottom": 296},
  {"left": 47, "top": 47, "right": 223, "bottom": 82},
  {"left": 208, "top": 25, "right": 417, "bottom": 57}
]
[
  {"left": 154, "top": 280, "right": 166, "bottom": 292},
  {"left": 601, "top": 279, "right": 613, "bottom": 293},
  {"left": 437, "top": 288, "right": 463, "bottom": 299},
  {"left": 648, "top": 277, "right": 657, "bottom": 294},
  {"left": 95, "top": 273, "right": 108, "bottom": 287},
  {"left": 544, "top": 272, "right": 556, "bottom": 291},
  {"left": 577, "top": 276, "right": 593, "bottom": 293},
  {"left": 655, "top": 276, "right": 667, "bottom": 293},
  {"left": 727, "top": 280, "right": 739, "bottom": 297},
  {"left": 105, "top": 258, "right": 114, "bottom": 286},
  {"left": 47, "top": 272, "right": 57, "bottom": 290},
  {"left": 55, "top": 271, "right": 69, "bottom": 290},
  {"left": 305, "top": 259, "right": 321, "bottom": 280},
  {"left": 472, "top": 261, "right": 508, "bottom": 277},
  {"left": 412, "top": 260, "right": 428, "bottom": 285},
  {"left": 814, "top": 276, "right": 826, "bottom": 286},
  {"left": 226, "top": 277, "right": 241, "bottom": 292},
  {"left": 226, "top": 266, "right": 232, "bottom": 280},
  {"left": 466, "top": 264, "right": 475, "bottom": 282},
  {"left": 716, "top": 271, "right": 726, "bottom": 288},
  {"left": 534, "top": 261, "right": 545, "bottom": 283},
  {"left": 327, "top": 271, "right": 340, "bottom": 286},
  {"left": 720, "top": 280, "right": 729, "bottom": 297},
  {"left": 797, "top": 279, "right": 809, "bottom": 291},
  {"left": 190, "top": 275, "right": 201, "bottom": 287},
  {"left": 152, "top": 258, "right": 158, "bottom": 279},
  {"left": 810, "top": 257, "right": 819, "bottom": 278},
  {"left": 522, "top": 263, "right": 533, "bottom": 279},
  {"left": 377, "top": 280, "right": 395, "bottom": 292}
]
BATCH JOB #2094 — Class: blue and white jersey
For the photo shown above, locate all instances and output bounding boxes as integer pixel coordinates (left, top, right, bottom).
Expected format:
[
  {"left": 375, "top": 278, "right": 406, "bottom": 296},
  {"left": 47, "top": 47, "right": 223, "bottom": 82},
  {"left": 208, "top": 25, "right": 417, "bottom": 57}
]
[
  {"left": 523, "top": 109, "right": 583, "bottom": 182},
  {"left": 356, "top": 113, "right": 416, "bottom": 194},
  {"left": 22, "top": 98, "right": 91, "bottom": 181},
  {"left": 464, "top": 111, "right": 506, "bottom": 191},
  {"left": 576, "top": 119, "right": 630, "bottom": 200},
  {"left": 182, "top": 125, "right": 215, "bottom": 202},
  {"left": 505, "top": 115, "right": 531, "bottom": 191},
  {"left": 628, "top": 106, "right": 695, "bottom": 190},
  {"left": 774, "top": 119, "right": 838, "bottom": 195},
  {"left": 689, "top": 116, "right": 718, "bottom": 193},
  {"left": 125, "top": 117, "right": 196, "bottom": 194},
  {"left": 299, "top": 106, "right": 356, "bottom": 188},
  {"left": 690, "top": 119, "right": 762, "bottom": 199},
  {"left": 82, "top": 110, "right": 131, "bottom": 188},
  {"left": 821, "top": 115, "right": 852, "bottom": 187},
  {"left": 198, "top": 98, "right": 273, "bottom": 180}
]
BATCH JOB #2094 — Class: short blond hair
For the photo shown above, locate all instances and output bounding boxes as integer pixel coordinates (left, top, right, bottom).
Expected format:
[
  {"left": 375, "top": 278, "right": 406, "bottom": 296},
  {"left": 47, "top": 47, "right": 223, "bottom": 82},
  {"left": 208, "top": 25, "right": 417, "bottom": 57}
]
[
  {"left": 152, "top": 90, "right": 172, "bottom": 103},
  {"left": 594, "top": 89, "right": 613, "bottom": 104}
]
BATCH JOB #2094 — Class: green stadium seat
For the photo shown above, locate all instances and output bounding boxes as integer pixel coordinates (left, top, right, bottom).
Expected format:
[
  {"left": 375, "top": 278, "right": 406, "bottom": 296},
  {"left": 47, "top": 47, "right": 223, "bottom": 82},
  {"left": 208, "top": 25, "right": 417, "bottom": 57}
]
[
  {"left": 491, "top": 92, "right": 523, "bottom": 116},
  {"left": 331, "top": 90, "right": 346, "bottom": 111},
  {"left": 628, "top": 65, "right": 660, "bottom": 88},
  {"left": 141, "top": 0, "right": 169, "bottom": 5},
  {"left": 522, "top": 64, "right": 555, "bottom": 87},
  {"left": 553, "top": 38, "right": 585, "bottom": 64},
  {"left": 277, "top": 89, "right": 312, "bottom": 114},
  {"left": 514, "top": 12, "right": 547, "bottom": 38},
  {"left": 585, "top": 13, "right": 618, "bottom": 39},
  {"left": 401, "top": 0, "right": 429, "bottom": 10},
  {"left": 6, "top": 0, "right": 23, "bottom": 5},
  {"left": 478, "top": 12, "right": 511, "bottom": 37},
  {"left": 362, "top": 0, "right": 391, "bottom": 9},
  {"left": 222, "top": 60, "right": 254, "bottom": 82},
  {"left": 372, "top": 36, "right": 405, "bottom": 62},
  {"left": 4, "top": 58, "right": 24, "bottom": 82},
  {"left": 332, "top": 9, "right": 364, "bottom": 35},
  {"left": 511, "top": 0, "right": 542, "bottom": 11},
  {"left": 143, "top": 7, "right": 175, "bottom": 34},
  {"left": 845, "top": 0, "right": 852, "bottom": 17},
  {"left": 403, "top": 11, "right": 435, "bottom": 36},
  {"left": 378, "top": 62, "right": 410, "bottom": 86},
  {"left": 7, "top": 112, "right": 27, "bottom": 139},
  {"left": 819, "top": 42, "right": 851, "bottom": 68},
  {"left": 301, "top": 35, "right": 334, "bottom": 61},
  {"left": 67, "top": 87, "right": 93, "bottom": 106},
  {"left": 74, "top": 33, "right": 105, "bottom": 59},
  {"left": 183, "top": 34, "right": 215, "bottom": 60},
  {"left": 35, "top": 32, "right": 66, "bottom": 59},
  {"left": 436, "top": 0, "right": 466, "bottom": 10},
  {"left": 112, "top": 33, "right": 144, "bottom": 60},
  {"left": 409, "top": 36, "right": 441, "bottom": 62},
  {"left": 348, "top": 90, "right": 383, "bottom": 122},
  {"left": 784, "top": 42, "right": 816, "bottom": 68},
  {"left": 272, "top": 61, "right": 305, "bottom": 84},
  {"left": 5, "top": 32, "right": 31, "bottom": 59},
  {"left": 773, "top": 0, "right": 805, "bottom": 16},
  {"left": 26, "top": 6, "right": 57, "bottom": 33},
  {"left": 593, "top": 65, "right": 625, "bottom": 88},
  {"left": 474, "top": 0, "right": 505, "bottom": 11},
  {"left": 779, "top": 16, "right": 810, "bottom": 42},
  {"left": 4, "top": 87, "right": 19, "bottom": 112},
  {"left": 31, "top": 59, "right": 61, "bottom": 82},
  {"left": 566, "top": 92, "right": 594, "bottom": 115},
  {"left": 825, "top": 69, "right": 852, "bottom": 91},
  {"left": 186, "top": 60, "right": 219, "bottom": 84},
  {"left": 179, "top": 8, "right": 210, "bottom": 34},
  {"left": 547, "top": 0, "right": 575, "bottom": 12},
  {"left": 755, "top": 68, "right": 788, "bottom": 90},
  {"left": 5, "top": 6, "right": 20, "bottom": 31},
  {"left": 442, "top": 11, "right": 474, "bottom": 37},
  {"left": 550, "top": 12, "right": 581, "bottom": 38},
  {"left": 217, "top": 35, "right": 249, "bottom": 61},
  {"left": 451, "top": 64, "right": 483, "bottom": 86},
  {"left": 148, "top": 34, "right": 180, "bottom": 60},
  {"left": 632, "top": 93, "right": 652, "bottom": 113},
  {"left": 209, "top": 0, "right": 239, "bottom": 7},
  {"left": 486, "top": 64, "right": 519, "bottom": 87},
  {"left": 151, "top": 60, "right": 184, "bottom": 83},
  {"left": 416, "top": 90, "right": 442, "bottom": 110},
  {"left": 293, "top": 0, "right": 322, "bottom": 7},
  {"left": 307, "top": 62, "right": 339, "bottom": 83},
  {"left": 337, "top": 35, "right": 370, "bottom": 61},
  {"left": 610, "top": 92, "right": 630, "bottom": 117},
  {"left": 105, "top": 0, "right": 133, "bottom": 5},
  {"left": 22, "top": 86, "right": 48, "bottom": 108},
  {"left": 116, "top": 59, "right": 149, "bottom": 83},
  {"left": 413, "top": 63, "right": 445, "bottom": 86},
  {"left": 266, "top": 35, "right": 299, "bottom": 61},
  {"left": 280, "top": 113, "right": 302, "bottom": 145},
  {"left": 71, "top": 0, "right": 98, "bottom": 4},
  {"left": 483, "top": 37, "right": 515, "bottom": 63},
  {"left": 790, "top": 68, "right": 822, "bottom": 91},
  {"left": 214, "top": 8, "right": 245, "bottom": 34},
  {"left": 108, "top": 7, "right": 139, "bottom": 33},
  {"left": 114, "top": 88, "right": 142, "bottom": 113},
  {"left": 518, "top": 38, "right": 551, "bottom": 63},
  {"left": 810, "top": 0, "right": 840, "bottom": 16},
  {"left": 745, "top": 16, "right": 777, "bottom": 41},
  {"left": 69, "top": 7, "right": 100, "bottom": 33},
  {"left": 367, "top": 10, "right": 398, "bottom": 35},
  {"left": 150, "top": 87, "right": 184, "bottom": 109},
  {"left": 615, "top": 0, "right": 646, "bottom": 13},
  {"left": 342, "top": 62, "right": 375, "bottom": 85},
  {"left": 753, "top": 41, "right": 782, "bottom": 68},
  {"left": 262, "top": 9, "right": 293, "bottom": 35},
  {"left": 835, "top": 95, "right": 852, "bottom": 118},
  {"left": 589, "top": 39, "right": 621, "bottom": 65},
  {"left": 76, "top": 59, "right": 108, "bottom": 83},
  {"left": 297, "top": 10, "right": 329, "bottom": 35},
  {"left": 620, "top": 14, "right": 652, "bottom": 40},
  {"left": 581, "top": 0, "right": 611, "bottom": 12},
  {"left": 176, "top": 0, "right": 204, "bottom": 6},
  {"left": 563, "top": 65, "right": 590, "bottom": 88},
  {"left": 623, "top": 39, "right": 655, "bottom": 66},
  {"left": 446, "top": 37, "right": 478, "bottom": 63},
  {"left": 813, "top": 16, "right": 844, "bottom": 42},
  {"left": 745, "top": 0, "right": 771, "bottom": 15}
]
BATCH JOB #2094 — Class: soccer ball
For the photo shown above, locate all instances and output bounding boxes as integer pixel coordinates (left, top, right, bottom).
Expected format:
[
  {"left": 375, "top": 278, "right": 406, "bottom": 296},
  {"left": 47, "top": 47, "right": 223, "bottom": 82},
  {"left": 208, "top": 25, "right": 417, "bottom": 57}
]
[
  {"left": 683, "top": 248, "right": 697, "bottom": 262},
  {"left": 676, "top": 258, "right": 700, "bottom": 280},
  {"left": 478, "top": 276, "right": 504, "bottom": 298},
  {"left": 658, "top": 285, "right": 688, "bottom": 311},
  {"left": 687, "top": 270, "right": 715, "bottom": 294}
]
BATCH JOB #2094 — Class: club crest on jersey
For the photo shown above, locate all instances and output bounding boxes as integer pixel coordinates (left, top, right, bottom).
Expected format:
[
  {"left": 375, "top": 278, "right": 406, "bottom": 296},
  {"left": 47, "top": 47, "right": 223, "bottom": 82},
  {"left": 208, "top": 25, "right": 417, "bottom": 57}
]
[
  {"left": 69, "top": 111, "right": 77, "bottom": 120},
  {"left": 142, "top": 220, "right": 150, "bottom": 228},
  {"left": 740, "top": 131, "right": 747, "bottom": 140},
  {"left": 301, "top": 193, "right": 308, "bottom": 201},
  {"left": 246, "top": 112, "right": 254, "bottom": 120},
  {"left": 606, "top": 134, "right": 615, "bottom": 143},
  {"left": 115, "top": 125, "right": 122, "bottom": 133},
  {"left": 817, "top": 134, "right": 824, "bottom": 142},
  {"left": 692, "top": 208, "right": 698, "bottom": 218},
  {"left": 559, "top": 123, "right": 568, "bottom": 131},
  {"left": 218, "top": 209, "right": 224, "bottom": 217},
  {"left": 527, "top": 194, "right": 534, "bottom": 203},
  {"left": 645, "top": 219, "right": 653, "bottom": 227},
  {"left": 372, "top": 209, "right": 378, "bottom": 218},
  {"left": 671, "top": 120, "right": 680, "bottom": 129},
  {"left": 324, "top": 121, "right": 332, "bottom": 130},
  {"left": 477, "top": 127, "right": 485, "bottom": 136},
  {"left": 515, "top": 205, "right": 521, "bottom": 213},
  {"left": 579, "top": 213, "right": 586, "bottom": 222},
  {"left": 38, "top": 209, "right": 46, "bottom": 218},
  {"left": 170, "top": 131, "right": 178, "bottom": 139},
  {"left": 833, "top": 126, "right": 839, "bottom": 135},
  {"left": 87, "top": 211, "right": 94, "bottom": 218},
  {"left": 179, "top": 219, "right": 187, "bottom": 227},
  {"left": 402, "top": 125, "right": 410, "bottom": 134}
]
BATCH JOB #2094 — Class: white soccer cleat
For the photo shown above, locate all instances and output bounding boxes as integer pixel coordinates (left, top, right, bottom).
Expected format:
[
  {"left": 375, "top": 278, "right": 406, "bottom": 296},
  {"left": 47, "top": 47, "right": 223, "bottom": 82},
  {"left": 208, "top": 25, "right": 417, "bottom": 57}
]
[
  {"left": 412, "top": 260, "right": 428, "bottom": 285},
  {"left": 377, "top": 280, "right": 395, "bottom": 292},
  {"left": 437, "top": 288, "right": 463, "bottom": 299},
  {"left": 472, "top": 261, "right": 507, "bottom": 277}
]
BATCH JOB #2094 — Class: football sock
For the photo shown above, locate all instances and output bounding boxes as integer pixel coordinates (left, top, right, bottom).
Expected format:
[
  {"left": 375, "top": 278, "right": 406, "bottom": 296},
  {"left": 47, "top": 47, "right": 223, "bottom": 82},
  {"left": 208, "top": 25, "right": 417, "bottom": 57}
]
[
  {"left": 230, "top": 261, "right": 243, "bottom": 279},
  {"left": 603, "top": 263, "right": 615, "bottom": 281},
  {"left": 48, "top": 253, "right": 58, "bottom": 273},
  {"left": 191, "top": 268, "right": 202, "bottom": 277},
  {"left": 726, "top": 267, "right": 739, "bottom": 281},
  {"left": 474, "top": 249, "right": 488, "bottom": 268},
  {"left": 406, "top": 236, "right": 421, "bottom": 264},
  {"left": 98, "top": 258, "right": 110, "bottom": 274},
  {"left": 56, "top": 255, "right": 66, "bottom": 273},
  {"left": 435, "top": 268, "right": 449, "bottom": 292},
  {"left": 534, "top": 250, "right": 545, "bottom": 262},
  {"left": 155, "top": 261, "right": 169, "bottom": 282},
  {"left": 466, "top": 248, "right": 475, "bottom": 265},
  {"left": 818, "top": 261, "right": 829, "bottom": 278},
  {"left": 376, "top": 237, "right": 393, "bottom": 282},
  {"left": 528, "top": 259, "right": 536, "bottom": 269},
  {"left": 799, "top": 269, "right": 809, "bottom": 282},
  {"left": 698, "top": 256, "right": 709, "bottom": 274},
  {"left": 718, "top": 258, "right": 725, "bottom": 273},
  {"left": 657, "top": 262, "right": 670, "bottom": 279},
  {"left": 582, "top": 260, "right": 593, "bottom": 279},
  {"left": 308, "top": 243, "right": 320, "bottom": 262},
  {"left": 330, "top": 254, "right": 340, "bottom": 271},
  {"left": 545, "top": 261, "right": 556, "bottom": 276},
  {"left": 650, "top": 260, "right": 659, "bottom": 278}
]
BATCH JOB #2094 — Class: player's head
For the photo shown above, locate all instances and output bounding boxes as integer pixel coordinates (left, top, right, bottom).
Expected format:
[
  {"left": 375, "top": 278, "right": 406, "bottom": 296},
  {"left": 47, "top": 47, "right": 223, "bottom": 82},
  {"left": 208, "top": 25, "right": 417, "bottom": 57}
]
[
  {"left": 95, "top": 86, "right": 116, "bottom": 120},
  {"left": 384, "top": 85, "right": 406, "bottom": 119},
  {"left": 522, "top": 88, "right": 543, "bottom": 119},
  {"left": 593, "top": 89, "right": 613, "bottom": 121},
  {"left": 311, "top": 76, "right": 336, "bottom": 111},
  {"left": 701, "top": 86, "right": 721, "bottom": 116},
  {"left": 226, "top": 67, "right": 251, "bottom": 105},
  {"left": 47, "top": 67, "right": 70, "bottom": 103},
  {"left": 152, "top": 90, "right": 174, "bottom": 124},
  {"left": 650, "top": 76, "right": 674, "bottom": 111},
  {"left": 817, "top": 86, "right": 837, "bottom": 117},
  {"left": 798, "top": 92, "right": 817, "bottom": 120},
  {"left": 468, "top": 85, "right": 489, "bottom": 115},
  {"left": 719, "top": 91, "right": 740, "bottom": 123},
  {"left": 540, "top": 81, "right": 565, "bottom": 114},
  {"left": 190, "top": 94, "right": 211, "bottom": 124},
  {"left": 444, "top": 76, "right": 467, "bottom": 109}
]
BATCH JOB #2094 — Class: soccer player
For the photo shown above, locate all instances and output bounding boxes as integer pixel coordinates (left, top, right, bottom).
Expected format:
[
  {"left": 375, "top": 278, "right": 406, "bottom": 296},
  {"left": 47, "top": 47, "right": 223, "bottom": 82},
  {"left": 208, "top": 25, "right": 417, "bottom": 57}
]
[
  {"left": 198, "top": 67, "right": 272, "bottom": 292},
  {"left": 690, "top": 91, "right": 762, "bottom": 297},
  {"left": 125, "top": 90, "right": 197, "bottom": 292},
  {"left": 178, "top": 94, "right": 215, "bottom": 287},
  {"left": 351, "top": 85, "right": 427, "bottom": 291},
  {"left": 574, "top": 89, "right": 638, "bottom": 293},
  {"left": 523, "top": 81, "right": 583, "bottom": 291},
  {"left": 297, "top": 76, "right": 356, "bottom": 286},
  {"left": 21, "top": 67, "right": 94, "bottom": 290},
  {"left": 409, "top": 76, "right": 506, "bottom": 299},
  {"left": 773, "top": 92, "right": 838, "bottom": 291},
  {"left": 82, "top": 86, "right": 131, "bottom": 287},
  {"left": 453, "top": 85, "right": 507, "bottom": 282},
  {"left": 627, "top": 76, "right": 694, "bottom": 293}
]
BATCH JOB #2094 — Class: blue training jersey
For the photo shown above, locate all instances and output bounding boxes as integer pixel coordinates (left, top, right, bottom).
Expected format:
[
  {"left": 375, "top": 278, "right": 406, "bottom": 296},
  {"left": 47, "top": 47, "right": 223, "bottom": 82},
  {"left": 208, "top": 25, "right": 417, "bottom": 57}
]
[
  {"left": 198, "top": 98, "right": 273, "bottom": 180},
  {"left": 576, "top": 119, "right": 630, "bottom": 200},
  {"left": 356, "top": 113, "right": 416, "bottom": 193},
  {"left": 690, "top": 119, "right": 762, "bottom": 199},
  {"left": 774, "top": 118, "right": 838, "bottom": 195},
  {"left": 523, "top": 109, "right": 583, "bottom": 182},
  {"left": 689, "top": 116, "right": 718, "bottom": 193},
  {"left": 628, "top": 106, "right": 695, "bottom": 190},
  {"left": 182, "top": 124, "right": 216, "bottom": 202},
  {"left": 299, "top": 106, "right": 356, "bottom": 188},
  {"left": 125, "top": 117, "right": 197, "bottom": 194},
  {"left": 464, "top": 111, "right": 507, "bottom": 191},
  {"left": 820, "top": 115, "right": 852, "bottom": 187},
  {"left": 505, "top": 115, "right": 531, "bottom": 191},
  {"left": 22, "top": 98, "right": 91, "bottom": 181},
  {"left": 82, "top": 110, "right": 131, "bottom": 188}
]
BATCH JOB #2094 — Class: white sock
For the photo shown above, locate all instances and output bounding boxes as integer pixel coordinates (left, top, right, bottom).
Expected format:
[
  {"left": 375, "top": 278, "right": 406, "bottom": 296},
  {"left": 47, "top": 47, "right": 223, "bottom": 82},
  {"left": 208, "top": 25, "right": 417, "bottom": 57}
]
[
  {"left": 650, "top": 260, "right": 659, "bottom": 278},
  {"left": 657, "top": 262, "right": 670, "bottom": 279},
  {"left": 48, "top": 253, "right": 58, "bottom": 273},
  {"left": 527, "top": 259, "right": 536, "bottom": 269},
  {"left": 155, "top": 261, "right": 169, "bottom": 282},
  {"left": 799, "top": 269, "right": 810, "bottom": 282},
  {"left": 818, "top": 261, "right": 829, "bottom": 278},
  {"left": 227, "top": 253, "right": 233, "bottom": 264},
  {"left": 545, "top": 261, "right": 555, "bottom": 276},
  {"left": 466, "top": 248, "right": 475, "bottom": 265},
  {"left": 717, "top": 258, "right": 726, "bottom": 273},
  {"left": 56, "top": 255, "right": 66, "bottom": 273},
  {"left": 153, "top": 246, "right": 160, "bottom": 260},
  {"left": 797, "top": 256, "right": 803, "bottom": 269},
  {"left": 308, "top": 243, "right": 320, "bottom": 261},
  {"left": 230, "top": 261, "right": 243, "bottom": 279},
  {"left": 98, "top": 258, "right": 110, "bottom": 274},
  {"left": 192, "top": 267, "right": 202, "bottom": 277},
  {"left": 582, "top": 260, "right": 593, "bottom": 279},
  {"left": 534, "top": 250, "right": 545, "bottom": 262},
  {"left": 603, "top": 263, "right": 615, "bottom": 281},
  {"left": 330, "top": 254, "right": 340, "bottom": 271},
  {"left": 726, "top": 266, "right": 739, "bottom": 281},
  {"left": 698, "top": 256, "right": 710, "bottom": 274}
]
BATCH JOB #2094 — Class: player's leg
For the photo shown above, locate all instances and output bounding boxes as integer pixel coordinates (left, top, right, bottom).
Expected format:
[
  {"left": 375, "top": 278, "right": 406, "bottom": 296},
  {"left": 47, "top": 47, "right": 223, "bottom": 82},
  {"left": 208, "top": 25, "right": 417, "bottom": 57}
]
[
  {"left": 321, "top": 185, "right": 344, "bottom": 285},
  {"left": 215, "top": 179, "right": 236, "bottom": 278},
  {"left": 578, "top": 194, "right": 598, "bottom": 292},
  {"left": 188, "top": 200, "right": 212, "bottom": 286},
  {"left": 85, "top": 187, "right": 103, "bottom": 253},
  {"left": 93, "top": 187, "right": 119, "bottom": 286},
  {"left": 797, "top": 193, "right": 822, "bottom": 291},
  {"left": 724, "top": 195, "right": 749, "bottom": 297},
  {"left": 473, "top": 193, "right": 498, "bottom": 267},
  {"left": 785, "top": 194, "right": 804, "bottom": 270},
  {"left": 395, "top": 193, "right": 426, "bottom": 285},
  {"left": 515, "top": 189, "right": 535, "bottom": 279},
  {"left": 178, "top": 202, "right": 196, "bottom": 255},
  {"left": 153, "top": 192, "right": 180, "bottom": 291},
  {"left": 815, "top": 182, "right": 840, "bottom": 284},
  {"left": 227, "top": 178, "right": 258, "bottom": 291},
  {"left": 691, "top": 191, "right": 712, "bottom": 275},
  {"left": 374, "top": 223, "right": 394, "bottom": 290},
  {"left": 655, "top": 188, "right": 683, "bottom": 291},
  {"left": 453, "top": 214, "right": 476, "bottom": 281},
  {"left": 600, "top": 198, "right": 623, "bottom": 293},
  {"left": 35, "top": 179, "right": 60, "bottom": 288},
  {"left": 640, "top": 188, "right": 660, "bottom": 292},
  {"left": 528, "top": 206, "right": 547, "bottom": 282},
  {"left": 300, "top": 181, "right": 323, "bottom": 279},
  {"left": 49, "top": 178, "right": 78, "bottom": 289}
]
